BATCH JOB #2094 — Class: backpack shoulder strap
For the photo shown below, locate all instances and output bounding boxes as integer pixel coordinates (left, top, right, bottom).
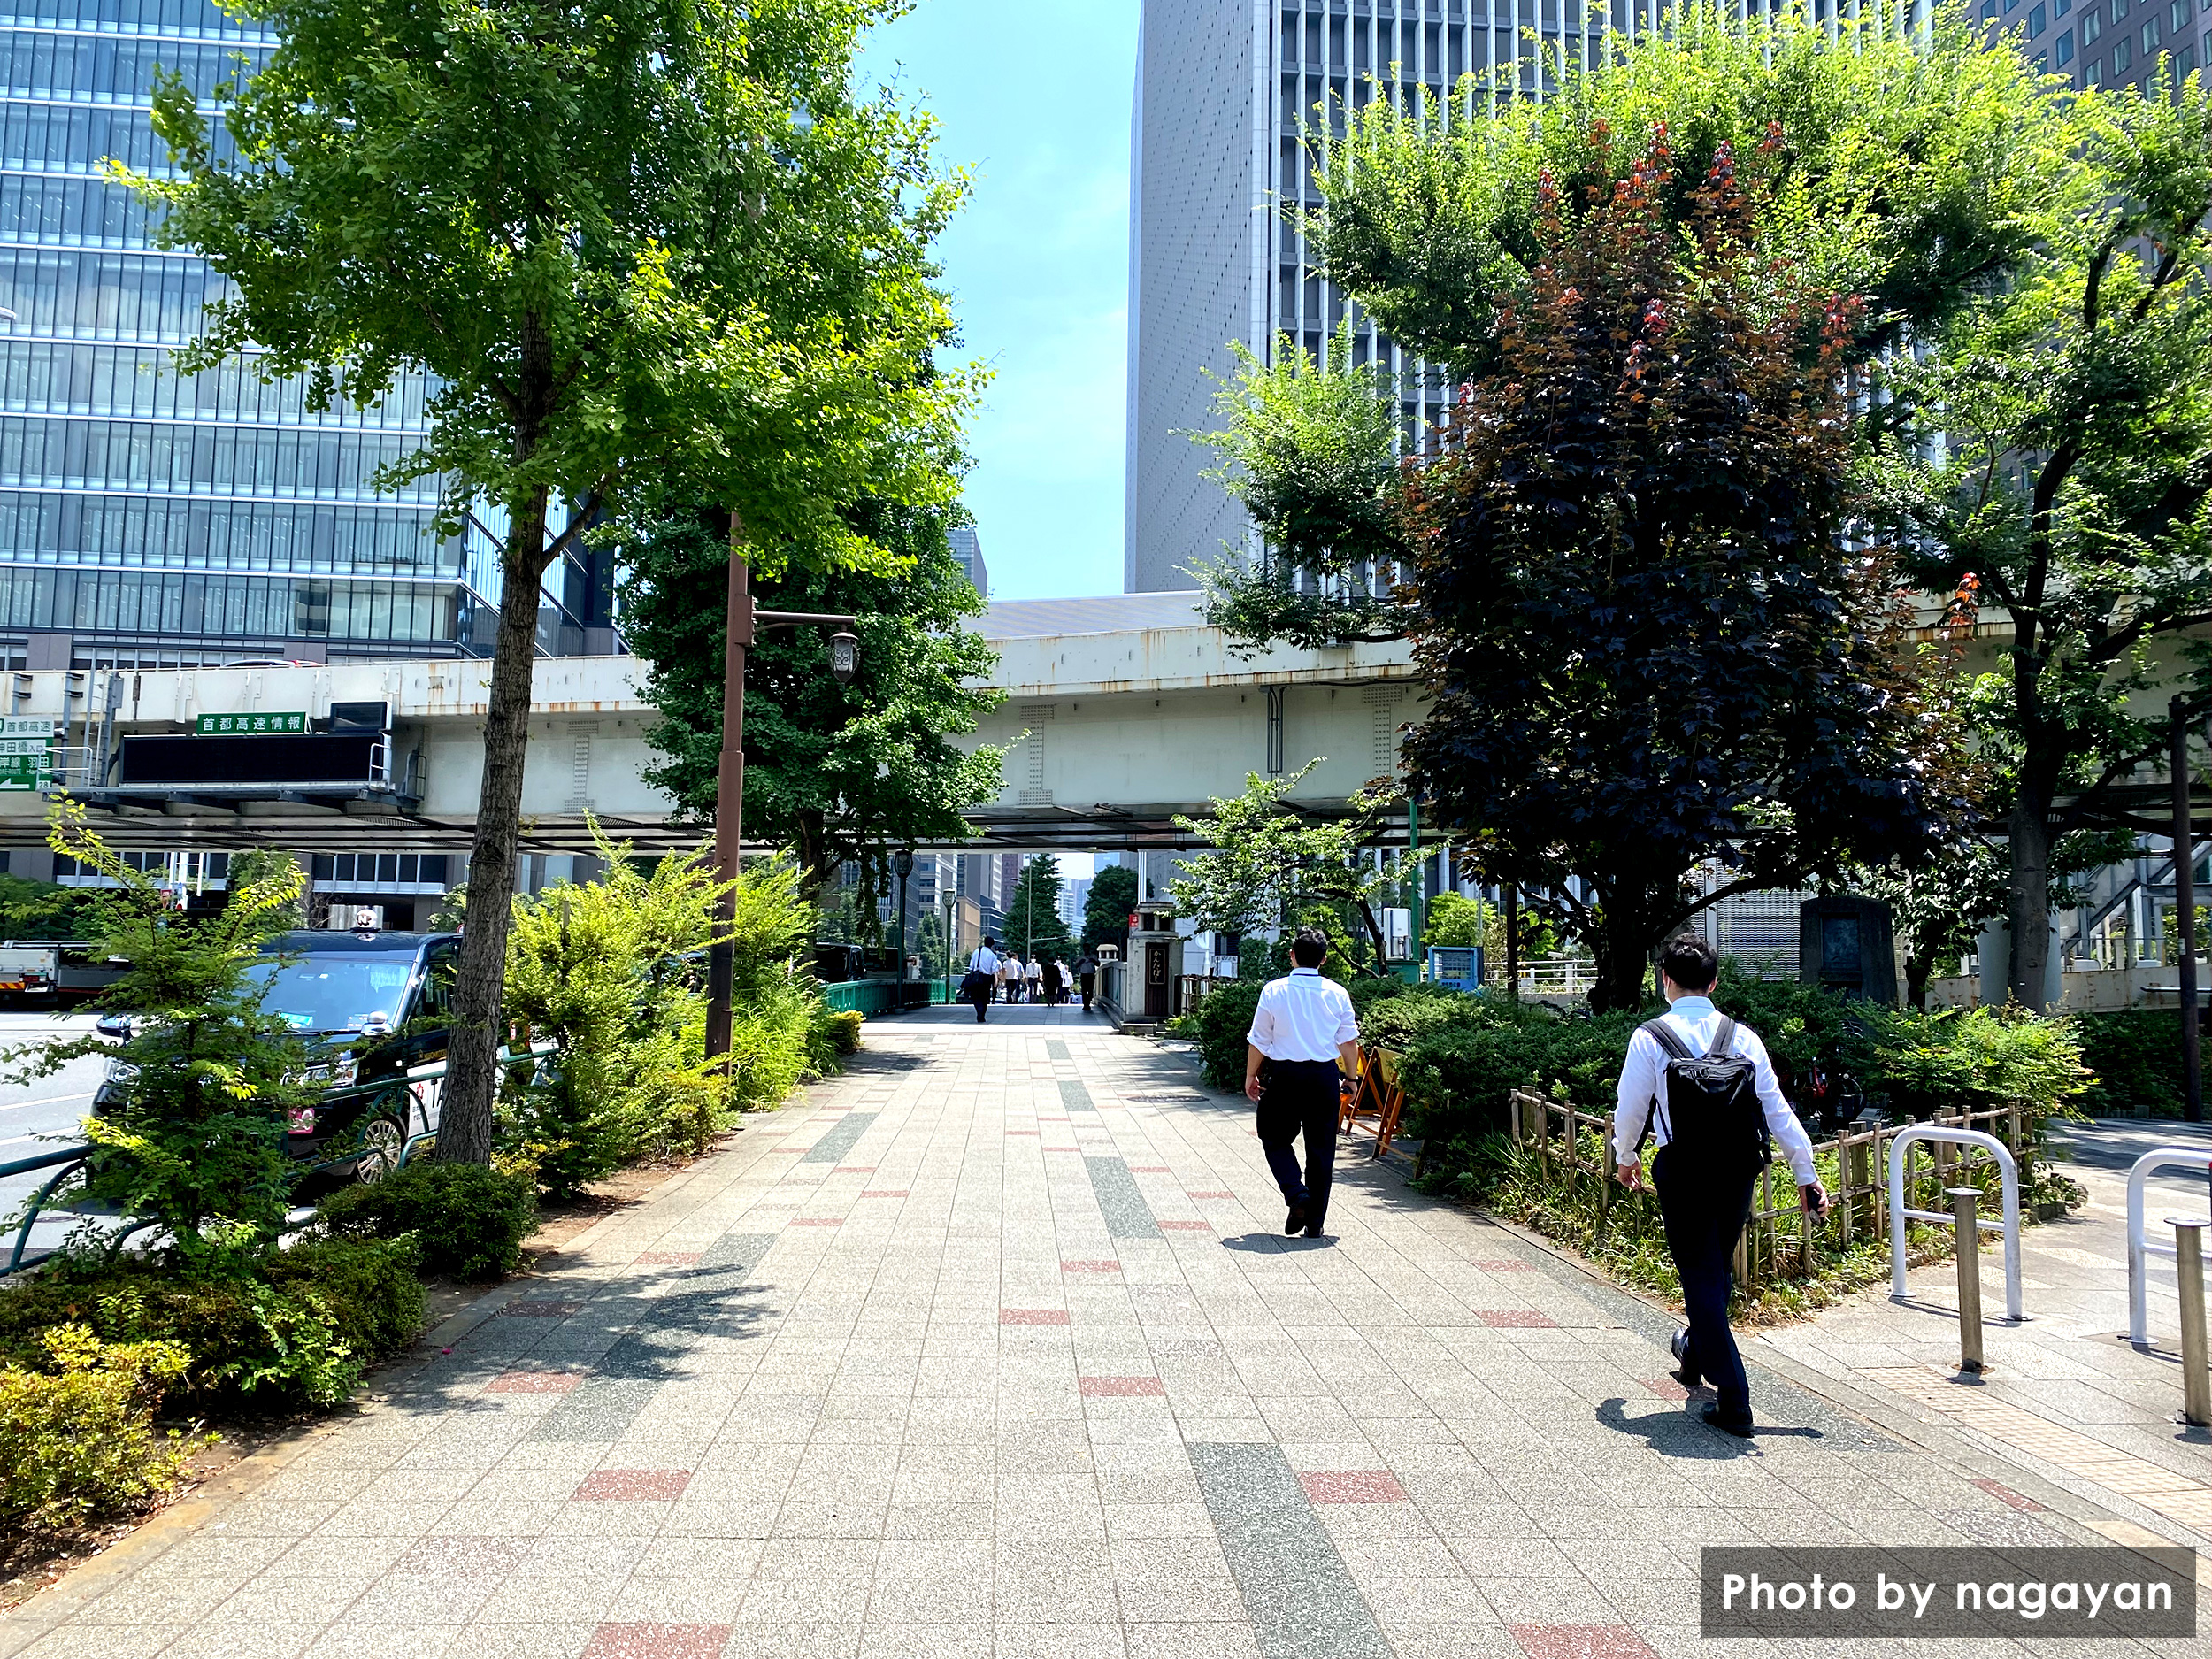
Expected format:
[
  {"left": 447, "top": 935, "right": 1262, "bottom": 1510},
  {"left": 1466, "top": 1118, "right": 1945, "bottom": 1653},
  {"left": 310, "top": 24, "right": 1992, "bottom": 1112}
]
[
  {"left": 1705, "top": 1016, "right": 1739, "bottom": 1061},
  {"left": 1640, "top": 1018, "right": 1694, "bottom": 1062}
]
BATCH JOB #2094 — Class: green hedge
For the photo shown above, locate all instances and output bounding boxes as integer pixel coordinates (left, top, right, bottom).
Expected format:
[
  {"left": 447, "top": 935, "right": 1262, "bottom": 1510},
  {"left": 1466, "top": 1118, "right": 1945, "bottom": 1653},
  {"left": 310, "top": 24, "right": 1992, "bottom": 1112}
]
[
  {"left": 312, "top": 1162, "right": 538, "bottom": 1283},
  {"left": 2073, "top": 1010, "right": 2187, "bottom": 1118},
  {"left": 0, "top": 1240, "right": 425, "bottom": 1413}
]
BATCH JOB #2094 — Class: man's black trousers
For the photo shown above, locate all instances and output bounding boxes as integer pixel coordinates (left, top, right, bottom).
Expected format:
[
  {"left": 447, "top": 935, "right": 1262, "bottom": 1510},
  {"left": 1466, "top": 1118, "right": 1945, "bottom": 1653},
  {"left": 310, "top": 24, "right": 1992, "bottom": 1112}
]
[
  {"left": 1257, "top": 1059, "right": 1340, "bottom": 1232},
  {"left": 1651, "top": 1145, "right": 1758, "bottom": 1417}
]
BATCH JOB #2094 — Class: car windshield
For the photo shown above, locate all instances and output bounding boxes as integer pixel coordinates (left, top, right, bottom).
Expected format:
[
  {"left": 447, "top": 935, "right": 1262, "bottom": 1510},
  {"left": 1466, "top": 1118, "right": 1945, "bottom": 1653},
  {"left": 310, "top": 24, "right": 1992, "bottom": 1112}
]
[{"left": 246, "top": 954, "right": 413, "bottom": 1033}]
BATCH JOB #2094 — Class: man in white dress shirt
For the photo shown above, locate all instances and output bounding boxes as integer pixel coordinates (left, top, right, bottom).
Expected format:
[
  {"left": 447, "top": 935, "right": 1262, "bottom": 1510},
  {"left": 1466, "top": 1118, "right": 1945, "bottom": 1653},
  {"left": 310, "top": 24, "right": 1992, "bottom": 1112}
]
[
  {"left": 1243, "top": 927, "right": 1362, "bottom": 1239},
  {"left": 962, "top": 937, "right": 1000, "bottom": 1025},
  {"left": 1614, "top": 933, "right": 1827, "bottom": 1437}
]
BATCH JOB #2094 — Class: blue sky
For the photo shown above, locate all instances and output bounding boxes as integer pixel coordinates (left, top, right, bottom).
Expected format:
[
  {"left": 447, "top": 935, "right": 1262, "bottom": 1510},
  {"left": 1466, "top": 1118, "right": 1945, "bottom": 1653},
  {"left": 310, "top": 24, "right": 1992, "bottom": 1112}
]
[{"left": 856, "top": 1, "right": 1140, "bottom": 603}]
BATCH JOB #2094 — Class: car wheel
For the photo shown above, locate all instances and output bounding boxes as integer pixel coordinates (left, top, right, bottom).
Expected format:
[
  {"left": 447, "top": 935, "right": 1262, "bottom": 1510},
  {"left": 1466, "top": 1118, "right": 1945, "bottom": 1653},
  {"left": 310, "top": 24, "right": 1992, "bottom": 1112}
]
[{"left": 354, "top": 1110, "right": 408, "bottom": 1184}]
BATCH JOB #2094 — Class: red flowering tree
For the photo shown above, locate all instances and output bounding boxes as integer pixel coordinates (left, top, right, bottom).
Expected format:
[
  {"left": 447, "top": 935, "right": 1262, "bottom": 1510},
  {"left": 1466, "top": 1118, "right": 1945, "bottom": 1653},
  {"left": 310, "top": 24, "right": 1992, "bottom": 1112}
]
[{"left": 1402, "top": 125, "right": 1966, "bottom": 1011}]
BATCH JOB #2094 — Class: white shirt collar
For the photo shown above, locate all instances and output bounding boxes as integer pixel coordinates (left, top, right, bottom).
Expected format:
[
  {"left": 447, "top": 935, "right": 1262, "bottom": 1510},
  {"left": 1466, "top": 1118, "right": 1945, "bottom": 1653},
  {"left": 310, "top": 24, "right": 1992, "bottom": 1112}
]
[
  {"left": 1290, "top": 967, "right": 1321, "bottom": 977},
  {"left": 1670, "top": 995, "right": 1715, "bottom": 1017}
]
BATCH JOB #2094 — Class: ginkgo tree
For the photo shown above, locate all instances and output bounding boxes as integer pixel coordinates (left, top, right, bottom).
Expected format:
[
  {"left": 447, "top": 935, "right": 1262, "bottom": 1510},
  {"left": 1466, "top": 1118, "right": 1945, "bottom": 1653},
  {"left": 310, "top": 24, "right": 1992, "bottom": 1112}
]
[{"left": 127, "top": 0, "right": 980, "bottom": 1160}]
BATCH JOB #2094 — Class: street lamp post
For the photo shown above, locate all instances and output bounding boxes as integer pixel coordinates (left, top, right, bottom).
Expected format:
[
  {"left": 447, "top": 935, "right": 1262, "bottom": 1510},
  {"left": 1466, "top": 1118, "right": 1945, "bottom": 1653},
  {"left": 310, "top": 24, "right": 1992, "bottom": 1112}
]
[
  {"left": 708, "top": 526, "right": 861, "bottom": 1058},
  {"left": 894, "top": 848, "right": 914, "bottom": 991},
  {"left": 942, "top": 893, "right": 956, "bottom": 1005}
]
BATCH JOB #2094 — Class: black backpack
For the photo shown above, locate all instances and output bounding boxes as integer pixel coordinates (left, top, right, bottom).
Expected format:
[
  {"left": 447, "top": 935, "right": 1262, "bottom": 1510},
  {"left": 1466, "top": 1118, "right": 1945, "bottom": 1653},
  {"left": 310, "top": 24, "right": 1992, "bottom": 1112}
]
[{"left": 1640, "top": 1016, "right": 1770, "bottom": 1176}]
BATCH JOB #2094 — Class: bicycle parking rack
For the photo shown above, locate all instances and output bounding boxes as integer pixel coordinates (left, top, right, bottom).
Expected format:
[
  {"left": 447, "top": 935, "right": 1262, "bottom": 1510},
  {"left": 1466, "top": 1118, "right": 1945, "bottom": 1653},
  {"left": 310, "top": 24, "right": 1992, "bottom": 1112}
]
[
  {"left": 1888, "top": 1124, "right": 2024, "bottom": 1324},
  {"left": 2124, "top": 1145, "right": 2212, "bottom": 1347}
]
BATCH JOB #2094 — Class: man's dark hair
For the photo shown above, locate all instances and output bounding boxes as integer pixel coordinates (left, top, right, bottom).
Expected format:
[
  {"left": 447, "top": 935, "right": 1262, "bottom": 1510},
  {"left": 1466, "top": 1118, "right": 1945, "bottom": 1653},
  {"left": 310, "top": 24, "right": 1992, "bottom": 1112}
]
[
  {"left": 1657, "top": 933, "right": 1718, "bottom": 993},
  {"left": 1290, "top": 926, "right": 1330, "bottom": 969},
  {"left": 983, "top": 936, "right": 997, "bottom": 949}
]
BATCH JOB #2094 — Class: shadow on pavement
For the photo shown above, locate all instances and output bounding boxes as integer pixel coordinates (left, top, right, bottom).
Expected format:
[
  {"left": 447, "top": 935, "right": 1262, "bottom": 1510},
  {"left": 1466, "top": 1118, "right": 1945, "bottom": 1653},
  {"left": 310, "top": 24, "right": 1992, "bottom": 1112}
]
[
  {"left": 1596, "top": 1396, "right": 1820, "bottom": 1457},
  {"left": 1220, "top": 1232, "right": 1339, "bottom": 1253}
]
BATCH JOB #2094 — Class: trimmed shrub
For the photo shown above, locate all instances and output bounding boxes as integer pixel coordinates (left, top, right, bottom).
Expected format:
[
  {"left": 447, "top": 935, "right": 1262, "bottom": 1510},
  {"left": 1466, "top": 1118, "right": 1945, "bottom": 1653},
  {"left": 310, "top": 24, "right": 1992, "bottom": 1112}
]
[
  {"left": 807, "top": 1005, "right": 864, "bottom": 1075},
  {"left": 0, "top": 1325, "right": 197, "bottom": 1533},
  {"left": 311, "top": 1163, "right": 535, "bottom": 1283},
  {"left": 1171, "top": 981, "right": 1262, "bottom": 1090},
  {"left": 2073, "top": 1010, "right": 2186, "bottom": 1118},
  {"left": 0, "top": 1241, "right": 423, "bottom": 1412}
]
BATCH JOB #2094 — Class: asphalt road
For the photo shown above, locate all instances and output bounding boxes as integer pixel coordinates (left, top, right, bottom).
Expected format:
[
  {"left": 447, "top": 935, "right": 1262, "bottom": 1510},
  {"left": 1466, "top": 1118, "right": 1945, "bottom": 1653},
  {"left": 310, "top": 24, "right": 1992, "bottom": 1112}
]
[
  {"left": 0, "top": 1009, "right": 113, "bottom": 1260},
  {"left": 2050, "top": 1114, "right": 2212, "bottom": 1211}
]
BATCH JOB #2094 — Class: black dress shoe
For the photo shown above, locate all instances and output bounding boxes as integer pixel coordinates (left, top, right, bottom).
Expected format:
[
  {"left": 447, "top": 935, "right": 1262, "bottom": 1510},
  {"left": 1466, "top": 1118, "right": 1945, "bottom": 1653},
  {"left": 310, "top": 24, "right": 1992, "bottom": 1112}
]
[
  {"left": 1700, "top": 1402, "right": 1755, "bottom": 1438},
  {"left": 1284, "top": 1202, "right": 1308, "bottom": 1236},
  {"left": 1302, "top": 1225, "right": 1325, "bottom": 1239},
  {"left": 1669, "top": 1329, "right": 1700, "bottom": 1388}
]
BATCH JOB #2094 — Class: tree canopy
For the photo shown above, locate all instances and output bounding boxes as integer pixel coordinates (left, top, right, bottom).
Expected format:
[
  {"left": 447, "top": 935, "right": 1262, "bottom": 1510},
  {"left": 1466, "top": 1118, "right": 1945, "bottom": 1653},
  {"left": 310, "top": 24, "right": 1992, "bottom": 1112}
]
[
  {"left": 1081, "top": 864, "right": 1138, "bottom": 956},
  {"left": 1002, "top": 856, "right": 1075, "bottom": 964},
  {"left": 622, "top": 502, "right": 1007, "bottom": 899},
  {"left": 1401, "top": 125, "right": 1965, "bottom": 1010},
  {"left": 127, "top": 0, "right": 982, "bottom": 1155}
]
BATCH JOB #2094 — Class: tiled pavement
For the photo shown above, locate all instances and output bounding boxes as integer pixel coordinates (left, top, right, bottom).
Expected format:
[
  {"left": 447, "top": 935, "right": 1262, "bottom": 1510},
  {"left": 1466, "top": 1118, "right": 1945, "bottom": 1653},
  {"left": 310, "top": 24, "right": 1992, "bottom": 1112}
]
[
  {"left": 4, "top": 1011, "right": 2201, "bottom": 1659},
  {"left": 1757, "top": 1117, "right": 2212, "bottom": 1546}
]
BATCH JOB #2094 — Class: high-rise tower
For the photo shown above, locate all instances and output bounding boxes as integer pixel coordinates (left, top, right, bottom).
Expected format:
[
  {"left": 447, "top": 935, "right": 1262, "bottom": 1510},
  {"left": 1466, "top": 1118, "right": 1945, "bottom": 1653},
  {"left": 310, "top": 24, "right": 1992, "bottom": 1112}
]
[{"left": 0, "top": 0, "right": 615, "bottom": 670}]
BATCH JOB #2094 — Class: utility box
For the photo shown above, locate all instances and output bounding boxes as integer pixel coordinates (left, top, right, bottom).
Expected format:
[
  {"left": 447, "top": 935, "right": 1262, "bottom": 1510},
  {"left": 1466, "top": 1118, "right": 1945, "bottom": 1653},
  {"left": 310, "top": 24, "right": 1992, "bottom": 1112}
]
[{"left": 1799, "top": 896, "right": 1896, "bottom": 1005}]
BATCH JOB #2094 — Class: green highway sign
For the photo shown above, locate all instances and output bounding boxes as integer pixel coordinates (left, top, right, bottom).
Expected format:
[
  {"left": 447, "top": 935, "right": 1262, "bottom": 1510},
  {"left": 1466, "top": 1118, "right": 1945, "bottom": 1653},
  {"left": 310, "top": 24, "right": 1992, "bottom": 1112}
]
[
  {"left": 195, "top": 711, "right": 308, "bottom": 735},
  {"left": 0, "top": 718, "right": 55, "bottom": 791}
]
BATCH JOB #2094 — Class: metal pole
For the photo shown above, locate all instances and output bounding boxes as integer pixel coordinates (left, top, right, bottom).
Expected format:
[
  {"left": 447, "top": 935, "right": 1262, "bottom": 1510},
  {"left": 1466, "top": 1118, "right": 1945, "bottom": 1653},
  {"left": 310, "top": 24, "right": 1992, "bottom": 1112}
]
[
  {"left": 707, "top": 519, "right": 752, "bottom": 1060},
  {"left": 1504, "top": 883, "right": 1519, "bottom": 999},
  {"left": 2174, "top": 696, "right": 2202, "bottom": 1122},
  {"left": 1949, "top": 1187, "right": 1985, "bottom": 1373},
  {"left": 943, "top": 895, "right": 956, "bottom": 1006},
  {"left": 2172, "top": 1216, "right": 2211, "bottom": 1427},
  {"left": 1408, "top": 798, "right": 1423, "bottom": 969}
]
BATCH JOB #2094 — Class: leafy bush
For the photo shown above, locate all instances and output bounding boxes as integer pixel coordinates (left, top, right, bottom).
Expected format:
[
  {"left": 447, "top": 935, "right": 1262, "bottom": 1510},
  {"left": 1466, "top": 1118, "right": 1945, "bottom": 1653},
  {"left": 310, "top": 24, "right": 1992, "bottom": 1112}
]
[
  {"left": 1397, "top": 1005, "right": 1648, "bottom": 1173},
  {"left": 0, "top": 1325, "right": 197, "bottom": 1533},
  {"left": 1710, "top": 960, "right": 1872, "bottom": 1087},
  {"left": 502, "top": 833, "right": 820, "bottom": 1194},
  {"left": 806, "top": 1005, "right": 864, "bottom": 1075},
  {"left": 1357, "top": 985, "right": 1496, "bottom": 1050},
  {"left": 1859, "top": 1004, "right": 2089, "bottom": 1118},
  {"left": 0, "top": 1241, "right": 423, "bottom": 1411},
  {"left": 311, "top": 1163, "right": 535, "bottom": 1282},
  {"left": 1171, "top": 980, "right": 1262, "bottom": 1090},
  {"left": 2073, "top": 1010, "right": 2185, "bottom": 1118}
]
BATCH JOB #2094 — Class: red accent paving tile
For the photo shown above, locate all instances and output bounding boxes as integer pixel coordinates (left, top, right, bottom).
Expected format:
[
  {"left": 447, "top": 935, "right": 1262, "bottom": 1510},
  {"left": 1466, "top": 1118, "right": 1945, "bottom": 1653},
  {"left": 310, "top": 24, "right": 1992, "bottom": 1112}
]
[
  {"left": 1300, "top": 1471, "right": 1409, "bottom": 1504},
  {"left": 1185, "top": 1190, "right": 1235, "bottom": 1200},
  {"left": 583, "top": 1626, "right": 733, "bottom": 1659},
  {"left": 572, "top": 1470, "right": 692, "bottom": 1502},
  {"left": 1000, "top": 1308, "right": 1071, "bottom": 1325},
  {"left": 1159, "top": 1220, "right": 1214, "bottom": 1232},
  {"left": 1509, "top": 1625, "right": 1657, "bottom": 1659},
  {"left": 1040, "top": 1115, "right": 1071, "bottom": 1121},
  {"left": 861, "top": 1190, "right": 910, "bottom": 1199},
  {"left": 488, "top": 1370, "right": 584, "bottom": 1394},
  {"left": 1973, "top": 1477, "right": 2047, "bottom": 1512},
  {"left": 1062, "top": 1260, "right": 1123, "bottom": 1273},
  {"left": 1640, "top": 1376, "right": 1689, "bottom": 1402},
  {"left": 789, "top": 1217, "right": 842, "bottom": 1227},
  {"left": 1006, "top": 1131, "right": 1041, "bottom": 1137},
  {"left": 499, "top": 1300, "right": 584, "bottom": 1318},
  {"left": 633, "top": 1251, "right": 702, "bottom": 1267},
  {"left": 1079, "top": 1376, "right": 1166, "bottom": 1398},
  {"left": 1479, "top": 1309, "right": 1559, "bottom": 1328},
  {"left": 833, "top": 1165, "right": 876, "bottom": 1174},
  {"left": 1476, "top": 1259, "right": 1536, "bottom": 1271}
]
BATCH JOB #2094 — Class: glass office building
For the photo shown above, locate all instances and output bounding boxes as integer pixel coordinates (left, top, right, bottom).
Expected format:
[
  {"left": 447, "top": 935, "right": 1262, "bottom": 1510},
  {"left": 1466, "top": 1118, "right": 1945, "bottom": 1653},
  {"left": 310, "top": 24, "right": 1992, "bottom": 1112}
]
[{"left": 0, "top": 0, "right": 616, "bottom": 669}]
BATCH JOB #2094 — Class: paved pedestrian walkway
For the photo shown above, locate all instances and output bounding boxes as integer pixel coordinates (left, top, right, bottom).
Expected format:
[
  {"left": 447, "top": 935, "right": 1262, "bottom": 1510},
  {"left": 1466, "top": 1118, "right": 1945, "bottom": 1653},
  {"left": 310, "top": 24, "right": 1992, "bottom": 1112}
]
[
  {"left": 2, "top": 1018, "right": 2198, "bottom": 1659},
  {"left": 1756, "top": 1118, "right": 2212, "bottom": 1546}
]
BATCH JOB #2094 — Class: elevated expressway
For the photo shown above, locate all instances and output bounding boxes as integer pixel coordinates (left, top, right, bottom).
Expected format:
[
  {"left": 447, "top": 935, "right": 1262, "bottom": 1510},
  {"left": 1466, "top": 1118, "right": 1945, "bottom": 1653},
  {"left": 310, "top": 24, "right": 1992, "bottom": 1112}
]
[{"left": 0, "top": 594, "right": 1427, "bottom": 856}]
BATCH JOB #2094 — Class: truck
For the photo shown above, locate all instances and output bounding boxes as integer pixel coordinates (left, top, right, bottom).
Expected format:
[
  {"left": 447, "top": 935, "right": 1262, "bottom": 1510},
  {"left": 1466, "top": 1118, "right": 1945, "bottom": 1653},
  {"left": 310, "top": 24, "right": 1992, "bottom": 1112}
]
[{"left": 0, "top": 942, "right": 58, "bottom": 1000}]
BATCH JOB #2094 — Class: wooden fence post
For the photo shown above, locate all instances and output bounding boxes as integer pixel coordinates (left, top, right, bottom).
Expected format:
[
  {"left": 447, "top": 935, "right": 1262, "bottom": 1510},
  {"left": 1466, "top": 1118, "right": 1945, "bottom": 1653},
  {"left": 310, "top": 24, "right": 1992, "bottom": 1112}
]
[
  {"left": 1842, "top": 1133, "right": 1866, "bottom": 1248},
  {"left": 2008, "top": 1100, "right": 2024, "bottom": 1163}
]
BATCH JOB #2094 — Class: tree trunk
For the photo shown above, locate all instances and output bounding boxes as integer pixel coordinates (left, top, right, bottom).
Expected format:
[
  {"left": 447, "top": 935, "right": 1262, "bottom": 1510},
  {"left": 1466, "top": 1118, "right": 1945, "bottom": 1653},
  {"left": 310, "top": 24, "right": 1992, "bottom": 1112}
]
[
  {"left": 2005, "top": 795, "right": 2054, "bottom": 1011},
  {"left": 1904, "top": 950, "right": 1931, "bottom": 1014},
  {"left": 437, "top": 485, "right": 552, "bottom": 1164},
  {"left": 1588, "top": 906, "right": 1651, "bottom": 1015}
]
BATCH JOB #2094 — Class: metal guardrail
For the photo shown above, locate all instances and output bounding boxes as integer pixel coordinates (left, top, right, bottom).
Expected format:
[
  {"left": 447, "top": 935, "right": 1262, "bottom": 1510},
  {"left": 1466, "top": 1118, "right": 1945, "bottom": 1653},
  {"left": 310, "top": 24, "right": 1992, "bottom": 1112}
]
[
  {"left": 2124, "top": 1145, "right": 2212, "bottom": 1347},
  {"left": 0, "top": 1041, "right": 553, "bottom": 1279},
  {"left": 1887, "top": 1124, "right": 2023, "bottom": 1324},
  {"left": 820, "top": 979, "right": 949, "bottom": 1016}
]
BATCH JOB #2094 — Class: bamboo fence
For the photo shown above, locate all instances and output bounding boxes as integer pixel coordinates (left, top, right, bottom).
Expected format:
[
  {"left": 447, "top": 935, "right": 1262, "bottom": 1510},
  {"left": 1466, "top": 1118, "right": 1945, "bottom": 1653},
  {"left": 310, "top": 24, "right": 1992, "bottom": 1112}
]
[{"left": 1506, "top": 1087, "right": 2033, "bottom": 1289}]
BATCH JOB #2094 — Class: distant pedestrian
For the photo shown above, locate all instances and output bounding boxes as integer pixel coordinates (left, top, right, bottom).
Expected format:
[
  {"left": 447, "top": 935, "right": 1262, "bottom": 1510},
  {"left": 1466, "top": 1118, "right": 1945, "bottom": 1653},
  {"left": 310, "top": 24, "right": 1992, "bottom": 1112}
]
[
  {"left": 1243, "top": 926, "right": 1360, "bottom": 1240},
  {"left": 993, "top": 951, "right": 1011, "bottom": 1006},
  {"left": 1077, "top": 952, "right": 1097, "bottom": 1010},
  {"left": 962, "top": 937, "right": 1002, "bottom": 1025},
  {"left": 1025, "top": 956, "right": 1044, "bottom": 1002},
  {"left": 1614, "top": 933, "right": 1828, "bottom": 1440},
  {"left": 1042, "top": 957, "right": 1064, "bottom": 1005}
]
